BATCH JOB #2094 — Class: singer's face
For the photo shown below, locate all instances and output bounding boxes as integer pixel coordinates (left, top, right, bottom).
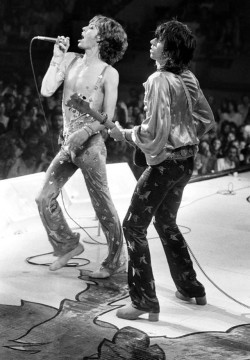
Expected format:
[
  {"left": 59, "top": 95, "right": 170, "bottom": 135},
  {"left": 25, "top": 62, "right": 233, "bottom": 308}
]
[{"left": 78, "top": 22, "right": 99, "bottom": 50}]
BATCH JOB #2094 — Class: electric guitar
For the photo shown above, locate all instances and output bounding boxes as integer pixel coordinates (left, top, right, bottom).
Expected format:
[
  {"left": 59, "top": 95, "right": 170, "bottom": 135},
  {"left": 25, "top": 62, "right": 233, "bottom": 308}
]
[
  {"left": 65, "top": 93, "right": 116, "bottom": 129},
  {"left": 66, "top": 93, "right": 147, "bottom": 167}
]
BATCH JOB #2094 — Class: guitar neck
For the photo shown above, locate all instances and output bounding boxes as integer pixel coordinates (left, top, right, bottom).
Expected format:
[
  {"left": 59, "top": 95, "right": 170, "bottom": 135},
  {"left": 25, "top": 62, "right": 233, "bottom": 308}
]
[{"left": 88, "top": 108, "right": 116, "bottom": 129}]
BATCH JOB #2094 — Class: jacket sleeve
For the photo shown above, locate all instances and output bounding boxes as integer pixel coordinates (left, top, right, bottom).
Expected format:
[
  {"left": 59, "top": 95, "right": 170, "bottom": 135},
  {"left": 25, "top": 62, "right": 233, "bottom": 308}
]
[{"left": 132, "top": 73, "right": 171, "bottom": 156}]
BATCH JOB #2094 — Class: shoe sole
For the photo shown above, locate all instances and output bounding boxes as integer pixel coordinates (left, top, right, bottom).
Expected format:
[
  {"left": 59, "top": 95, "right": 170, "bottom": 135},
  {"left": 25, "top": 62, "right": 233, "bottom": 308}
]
[{"left": 175, "top": 291, "right": 207, "bottom": 305}]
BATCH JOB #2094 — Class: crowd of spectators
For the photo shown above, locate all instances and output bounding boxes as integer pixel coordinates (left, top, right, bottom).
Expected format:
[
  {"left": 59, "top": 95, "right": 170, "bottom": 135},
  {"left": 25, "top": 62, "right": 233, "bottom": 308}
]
[
  {"left": 0, "top": 1, "right": 250, "bottom": 181},
  {"left": 1, "top": 75, "right": 250, "bottom": 182}
]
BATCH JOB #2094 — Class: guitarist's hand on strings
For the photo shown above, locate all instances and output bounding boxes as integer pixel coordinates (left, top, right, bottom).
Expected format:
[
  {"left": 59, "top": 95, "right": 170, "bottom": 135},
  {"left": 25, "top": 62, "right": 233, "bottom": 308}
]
[
  {"left": 109, "top": 126, "right": 124, "bottom": 141},
  {"left": 109, "top": 124, "right": 133, "bottom": 142}
]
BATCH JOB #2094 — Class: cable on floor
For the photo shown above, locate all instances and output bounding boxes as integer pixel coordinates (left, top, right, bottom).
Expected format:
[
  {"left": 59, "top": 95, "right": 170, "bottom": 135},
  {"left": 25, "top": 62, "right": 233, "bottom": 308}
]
[
  {"left": 182, "top": 182, "right": 250, "bottom": 309},
  {"left": 26, "top": 252, "right": 90, "bottom": 267}
]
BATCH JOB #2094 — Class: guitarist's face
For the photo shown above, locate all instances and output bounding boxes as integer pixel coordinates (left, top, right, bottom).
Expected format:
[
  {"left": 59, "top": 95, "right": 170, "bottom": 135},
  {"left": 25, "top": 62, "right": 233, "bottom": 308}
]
[{"left": 78, "top": 22, "right": 99, "bottom": 50}]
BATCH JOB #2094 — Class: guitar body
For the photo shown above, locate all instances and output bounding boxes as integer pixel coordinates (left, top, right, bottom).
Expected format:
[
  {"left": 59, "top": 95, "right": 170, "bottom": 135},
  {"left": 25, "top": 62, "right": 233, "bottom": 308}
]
[{"left": 65, "top": 93, "right": 115, "bottom": 129}]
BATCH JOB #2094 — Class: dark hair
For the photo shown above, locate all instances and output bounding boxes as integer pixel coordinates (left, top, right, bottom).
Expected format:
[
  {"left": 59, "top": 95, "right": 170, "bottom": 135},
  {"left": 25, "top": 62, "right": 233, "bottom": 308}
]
[
  {"left": 90, "top": 15, "right": 128, "bottom": 65},
  {"left": 155, "top": 20, "right": 196, "bottom": 74}
]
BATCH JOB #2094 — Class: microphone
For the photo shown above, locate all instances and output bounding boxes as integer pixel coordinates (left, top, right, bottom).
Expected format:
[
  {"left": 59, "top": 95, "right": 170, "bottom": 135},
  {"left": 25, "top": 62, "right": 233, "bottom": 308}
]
[{"left": 33, "top": 36, "right": 57, "bottom": 43}]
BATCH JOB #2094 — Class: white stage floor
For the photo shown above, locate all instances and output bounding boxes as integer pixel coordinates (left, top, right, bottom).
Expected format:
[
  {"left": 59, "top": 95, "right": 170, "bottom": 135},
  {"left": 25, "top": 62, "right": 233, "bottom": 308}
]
[{"left": 0, "top": 165, "right": 250, "bottom": 339}]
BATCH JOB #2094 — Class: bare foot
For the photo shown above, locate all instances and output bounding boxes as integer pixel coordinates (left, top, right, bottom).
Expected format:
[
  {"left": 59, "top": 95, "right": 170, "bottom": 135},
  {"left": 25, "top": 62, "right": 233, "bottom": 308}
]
[{"left": 49, "top": 243, "right": 84, "bottom": 271}]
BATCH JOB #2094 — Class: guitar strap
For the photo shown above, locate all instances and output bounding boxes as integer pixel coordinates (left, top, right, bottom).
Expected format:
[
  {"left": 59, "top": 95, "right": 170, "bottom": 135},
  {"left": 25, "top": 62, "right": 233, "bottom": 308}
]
[
  {"left": 88, "top": 65, "right": 110, "bottom": 100},
  {"left": 176, "top": 75, "right": 193, "bottom": 113}
]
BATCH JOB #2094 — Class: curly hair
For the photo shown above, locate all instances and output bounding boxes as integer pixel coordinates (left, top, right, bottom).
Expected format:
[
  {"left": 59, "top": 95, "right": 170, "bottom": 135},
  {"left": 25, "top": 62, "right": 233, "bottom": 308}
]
[
  {"left": 90, "top": 15, "right": 128, "bottom": 65},
  {"left": 155, "top": 20, "right": 196, "bottom": 74}
]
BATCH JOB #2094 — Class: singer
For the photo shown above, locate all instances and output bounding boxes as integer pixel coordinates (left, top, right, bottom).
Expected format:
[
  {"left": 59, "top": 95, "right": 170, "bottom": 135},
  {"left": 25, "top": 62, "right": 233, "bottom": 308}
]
[{"left": 35, "top": 15, "right": 128, "bottom": 277}]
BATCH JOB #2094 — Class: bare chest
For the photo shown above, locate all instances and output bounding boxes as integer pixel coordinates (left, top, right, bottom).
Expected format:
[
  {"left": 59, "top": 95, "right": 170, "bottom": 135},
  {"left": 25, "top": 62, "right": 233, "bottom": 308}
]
[{"left": 66, "top": 61, "right": 106, "bottom": 98}]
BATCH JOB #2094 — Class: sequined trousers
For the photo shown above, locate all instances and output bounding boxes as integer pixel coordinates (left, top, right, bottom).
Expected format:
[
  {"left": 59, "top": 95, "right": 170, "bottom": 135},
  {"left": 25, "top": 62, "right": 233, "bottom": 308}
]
[
  {"left": 123, "top": 156, "right": 205, "bottom": 313},
  {"left": 36, "top": 133, "right": 124, "bottom": 270}
]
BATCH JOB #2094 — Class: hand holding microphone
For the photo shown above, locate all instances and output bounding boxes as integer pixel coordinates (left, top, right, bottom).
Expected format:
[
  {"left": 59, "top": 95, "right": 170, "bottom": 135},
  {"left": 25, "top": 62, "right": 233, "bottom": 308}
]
[
  {"left": 54, "top": 36, "right": 70, "bottom": 56},
  {"left": 34, "top": 35, "right": 70, "bottom": 56}
]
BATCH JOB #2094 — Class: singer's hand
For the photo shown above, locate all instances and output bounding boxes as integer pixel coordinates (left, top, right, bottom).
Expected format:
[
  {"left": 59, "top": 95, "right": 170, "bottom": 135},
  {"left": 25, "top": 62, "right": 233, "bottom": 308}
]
[{"left": 54, "top": 36, "right": 70, "bottom": 56}]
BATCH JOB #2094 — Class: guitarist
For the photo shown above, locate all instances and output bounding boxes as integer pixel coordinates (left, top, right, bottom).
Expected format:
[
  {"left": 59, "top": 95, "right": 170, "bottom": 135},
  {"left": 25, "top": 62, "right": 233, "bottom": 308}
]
[
  {"left": 110, "top": 20, "right": 215, "bottom": 321},
  {"left": 36, "top": 15, "right": 128, "bottom": 278}
]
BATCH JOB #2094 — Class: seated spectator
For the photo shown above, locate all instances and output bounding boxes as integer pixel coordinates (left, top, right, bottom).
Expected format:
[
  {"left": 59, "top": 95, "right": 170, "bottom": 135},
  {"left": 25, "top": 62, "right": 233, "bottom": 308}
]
[
  {"left": 12, "top": 111, "right": 33, "bottom": 145},
  {"left": 3, "top": 93, "right": 17, "bottom": 119},
  {"left": 37, "top": 145, "right": 53, "bottom": 172},
  {"left": 242, "top": 113, "right": 250, "bottom": 144},
  {"left": 218, "top": 98, "right": 229, "bottom": 124},
  {"left": 238, "top": 139, "right": 247, "bottom": 164},
  {"left": 210, "top": 137, "right": 223, "bottom": 158},
  {"left": 126, "top": 87, "right": 139, "bottom": 107},
  {"left": 114, "top": 100, "right": 129, "bottom": 128},
  {"left": 220, "top": 121, "right": 236, "bottom": 153},
  {"left": 223, "top": 131, "right": 237, "bottom": 148},
  {"left": 238, "top": 94, "right": 250, "bottom": 122},
  {"left": 215, "top": 144, "right": 239, "bottom": 172},
  {"left": 127, "top": 105, "right": 136, "bottom": 128},
  {"left": 221, "top": 99, "right": 243, "bottom": 128},
  {"left": 241, "top": 144, "right": 250, "bottom": 164},
  {"left": 137, "top": 91, "right": 145, "bottom": 112},
  {"left": 207, "top": 94, "right": 219, "bottom": 123},
  {"left": 7, "top": 150, "right": 39, "bottom": 179},
  {"left": 132, "top": 106, "right": 144, "bottom": 126},
  {"left": 0, "top": 134, "right": 16, "bottom": 179},
  {"left": 0, "top": 101, "right": 9, "bottom": 132},
  {"left": 195, "top": 140, "right": 216, "bottom": 175}
]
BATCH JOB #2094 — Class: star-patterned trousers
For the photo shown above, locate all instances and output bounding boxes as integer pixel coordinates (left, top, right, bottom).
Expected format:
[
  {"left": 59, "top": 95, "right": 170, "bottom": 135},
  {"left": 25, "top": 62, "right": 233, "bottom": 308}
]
[
  {"left": 36, "top": 134, "right": 124, "bottom": 270},
  {"left": 123, "top": 156, "right": 205, "bottom": 313}
]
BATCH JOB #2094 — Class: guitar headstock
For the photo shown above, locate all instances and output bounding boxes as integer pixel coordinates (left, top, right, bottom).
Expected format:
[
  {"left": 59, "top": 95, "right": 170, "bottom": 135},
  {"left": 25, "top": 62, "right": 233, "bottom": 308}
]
[{"left": 65, "top": 93, "right": 91, "bottom": 115}]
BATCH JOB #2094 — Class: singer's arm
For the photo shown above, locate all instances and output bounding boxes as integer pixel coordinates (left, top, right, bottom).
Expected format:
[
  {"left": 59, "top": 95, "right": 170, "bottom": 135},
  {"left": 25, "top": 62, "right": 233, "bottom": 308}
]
[{"left": 41, "top": 36, "right": 70, "bottom": 97}]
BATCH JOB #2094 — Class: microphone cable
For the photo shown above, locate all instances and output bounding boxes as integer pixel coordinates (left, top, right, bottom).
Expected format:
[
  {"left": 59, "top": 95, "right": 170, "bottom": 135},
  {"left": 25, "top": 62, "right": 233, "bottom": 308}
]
[
  {"left": 29, "top": 38, "right": 106, "bottom": 253},
  {"left": 180, "top": 183, "right": 250, "bottom": 309},
  {"left": 148, "top": 183, "right": 250, "bottom": 309}
]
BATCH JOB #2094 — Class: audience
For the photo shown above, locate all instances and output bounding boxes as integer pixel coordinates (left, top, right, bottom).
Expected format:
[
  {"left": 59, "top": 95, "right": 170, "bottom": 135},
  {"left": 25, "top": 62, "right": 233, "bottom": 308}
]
[
  {"left": 0, "top": 1, "right": 250, "bottom": 181},
  {"left": 215, "top": 144, "right": 239, "bottom": 172},
  {"left": 0, "top": 72, "right": 250, "bottom": 181}
]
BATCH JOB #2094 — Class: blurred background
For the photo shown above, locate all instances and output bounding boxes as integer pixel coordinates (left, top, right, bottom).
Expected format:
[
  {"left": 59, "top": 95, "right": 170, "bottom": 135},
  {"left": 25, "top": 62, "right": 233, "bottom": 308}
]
[{"left": 1, "top": 0, "right": 250, "bottom": 181}]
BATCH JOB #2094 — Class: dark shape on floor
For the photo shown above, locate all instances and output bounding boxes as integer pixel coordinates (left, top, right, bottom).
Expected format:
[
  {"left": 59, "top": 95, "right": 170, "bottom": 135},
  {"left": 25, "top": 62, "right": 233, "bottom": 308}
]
[{"left": 1, "top": 271, "right": 250, "bottom": 359}]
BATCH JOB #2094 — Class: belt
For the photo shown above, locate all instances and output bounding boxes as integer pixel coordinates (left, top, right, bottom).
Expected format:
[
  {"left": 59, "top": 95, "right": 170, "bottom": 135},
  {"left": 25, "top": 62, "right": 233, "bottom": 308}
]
[{"left": 165, "top": 145, "right": 197, "bottom": 159}]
